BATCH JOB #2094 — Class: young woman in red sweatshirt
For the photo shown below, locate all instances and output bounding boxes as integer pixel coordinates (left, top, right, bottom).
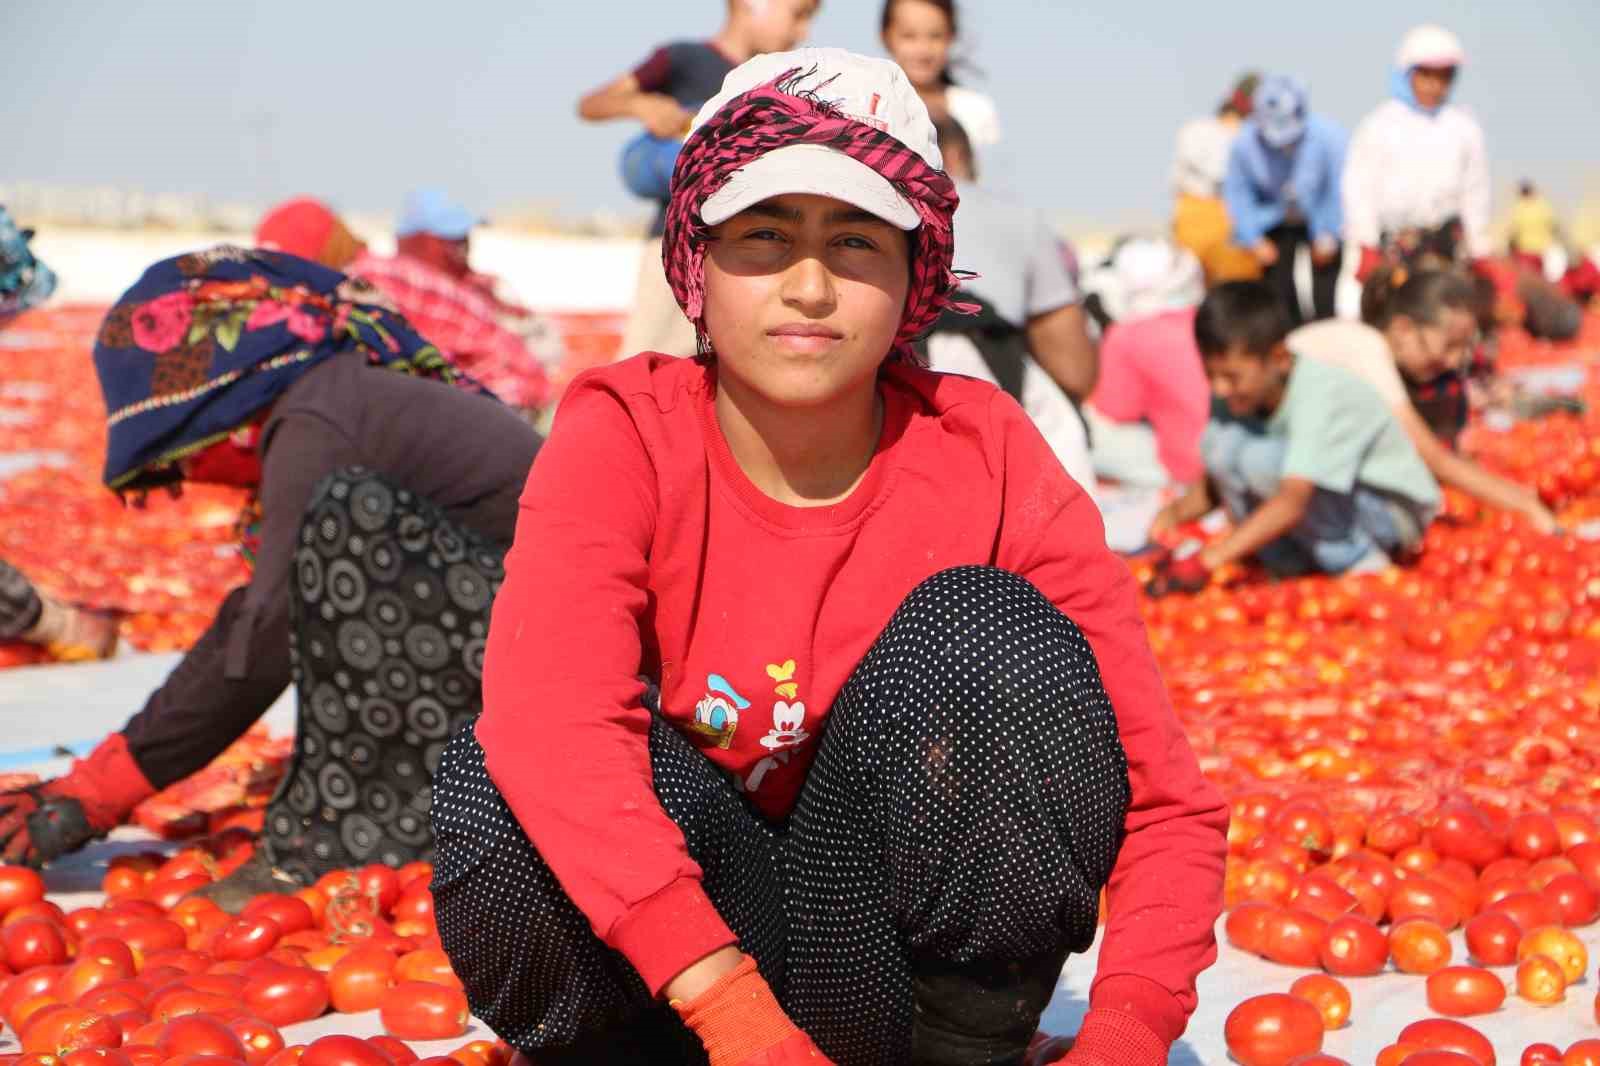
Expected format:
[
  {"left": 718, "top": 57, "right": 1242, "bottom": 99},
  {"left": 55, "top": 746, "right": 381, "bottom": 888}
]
[{"left": 431, "top": 48, "right": 1227, "bottom": 1066}]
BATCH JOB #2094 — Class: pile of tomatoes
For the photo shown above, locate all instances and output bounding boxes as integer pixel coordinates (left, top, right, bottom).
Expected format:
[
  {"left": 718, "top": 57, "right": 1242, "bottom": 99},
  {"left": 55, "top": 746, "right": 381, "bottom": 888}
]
[{"left": 0, "top": 849, "right": 495, "bottom": 1066}]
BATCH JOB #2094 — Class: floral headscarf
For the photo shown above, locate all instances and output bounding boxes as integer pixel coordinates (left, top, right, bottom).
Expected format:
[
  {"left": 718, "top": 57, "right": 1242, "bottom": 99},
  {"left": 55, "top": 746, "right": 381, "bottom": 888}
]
[
  {"left": 94, "top": 245, "right": 490, "bottom": 492},
  {"left": 0, "top": 206, "right": 56, "bottom": 325},
  {"left": 661, "top": 69, "right": 966, "bottom": 365}
]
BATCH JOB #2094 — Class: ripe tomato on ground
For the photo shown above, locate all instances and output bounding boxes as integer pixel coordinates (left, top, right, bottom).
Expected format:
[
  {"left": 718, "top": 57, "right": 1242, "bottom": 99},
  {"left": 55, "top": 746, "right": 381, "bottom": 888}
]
[
  {"left": 379, "top": 981, "right": 470, "bottom": 1040},
  {"left": 1287, "top": 974, "right": 1349, "bottom": 1030},
  {"left": 1396, "top": 1018, "right": 1497, "bottom": 1064},
  {"left": 1426, "top": 966, "right": 1508, "bottom": 1017},
  {"left": 1390, "top": 918, "right": 1453, "bottom": 975},
  {"left": 1223, "top": 993, "right": 1323, "bottom": 1066}
]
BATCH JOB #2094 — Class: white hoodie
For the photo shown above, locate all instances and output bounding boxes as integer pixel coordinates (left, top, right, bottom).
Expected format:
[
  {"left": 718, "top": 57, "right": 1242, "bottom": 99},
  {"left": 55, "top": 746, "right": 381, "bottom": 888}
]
[{"left": 1343, "top": 98, "right": 1491, "bottom": 258}]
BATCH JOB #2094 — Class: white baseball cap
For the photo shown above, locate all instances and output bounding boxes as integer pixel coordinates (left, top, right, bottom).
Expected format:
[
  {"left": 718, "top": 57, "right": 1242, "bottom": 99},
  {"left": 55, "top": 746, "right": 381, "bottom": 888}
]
[
  {"left": 1396, "top": 24, "right": 1466, "bottom": 69},
  {"left": 690, "top": 47, "right": 942, "bottom": 232}
]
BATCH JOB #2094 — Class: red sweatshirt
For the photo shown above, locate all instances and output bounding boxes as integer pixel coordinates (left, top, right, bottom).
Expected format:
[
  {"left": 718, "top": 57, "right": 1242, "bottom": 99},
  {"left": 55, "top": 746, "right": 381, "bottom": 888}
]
[{"left": 477, "top": 354, "right": 1227, "bottom": 1044}]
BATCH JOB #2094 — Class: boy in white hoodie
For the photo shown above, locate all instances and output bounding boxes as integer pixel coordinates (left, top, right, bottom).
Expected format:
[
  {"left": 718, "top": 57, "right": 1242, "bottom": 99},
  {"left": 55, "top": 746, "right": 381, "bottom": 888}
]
[{"left": 1343, "top": 24, "right": 1491, "bottom": 281}]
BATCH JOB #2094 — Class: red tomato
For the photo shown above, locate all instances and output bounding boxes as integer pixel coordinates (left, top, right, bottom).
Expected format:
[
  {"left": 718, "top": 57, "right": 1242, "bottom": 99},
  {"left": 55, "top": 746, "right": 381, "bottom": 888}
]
[
  {"left": 1388, "top": 877, "right": 1464, "bottom": 930},
  {"left": 328, "top": 946, "right": 398, "bottom": 1014},
  {"left": 1426, "top": 966, "right": 1507, "bottom": 1017},
  {"left": 61, "top": 1050, "right": 132, "bottom": 1066},
  {"left": 1260, "top": 908, "right": 1328, "bottom": 968},
  {"left": 21, "top": 1006, "right": 122, "bottom": 1055},
  {"left": 1507, "top": 813, "right": 1560, "bottom": 860},
  {"left": 1317, "top": 914, "right": 1387, "bottom": 977},
  {"left": 5, "top": 900, "right": 68, "bottom": 929},
  {"left": 1290, "top": 876, "right": 1359, "bottom": 923},
  {"left": 1288, "top": 974, "right": 1349, "bottom": 1030},
  {"left": 378, "top": 982, "right": 469, "bottom": 1041},
  {"left": 355, "top": 866, "right": 402, "bottom": 916},
  {"left": 117, "top": 919, "right": 187, "bottom": 958},
  {"left": 263, "top": 1048, "right": 307, "bottom": 1066},
  {"left": 396, "top": 863, "right": 432, "bottom": 891},
  {"left": 1404, "top": 1054, "right": 1485, "bottom": 1066},
  {"left": 1396, "top": 1018, "right": 1497, "bottom": 1065},
  {"left": 155, "top": 1017, "right": 247, "bottom": 1062},
  {"left": 1489, "top": 891, "right": 1562, "bottom": 932},
  {"left": 77, "top": 938, "right": 137, "bottom": 976},
  {"left": 1462, "top": 912, "right": 1518, "bottom": 973},
  {"left": 1390, "top": 918, "right": 1453, "bottom": 975},
  {"left": 1225, "top": 902, "right": 1276, "bottom": 955},
  {"left": 4, "top": 919, "right": 70, "bottom": 970},
  {"left": 364, "top": 1038, "right": 416, "bottom": 1066},
  {"left": 1543, "top": 874, "right": 1599, "bottom": 927},
  {"left": 3, "top": 965, "right": 67, "bottom": 1022},
  {"left": 225, "top": 1015, "right": 284, "bottom": 1066},
  {"left": 211, "top": 917, "right": 283, "bottom": 962},
  {"left": 241, "top": 899, "right": 315, "bottom": 939},
  {"left": 1430, "top": 805, "right": 1506, "bottom": 870},
  {"left": 1366, "top": 813, "right": 1422, "bottom": 855},
  {"left": 146, "top": 987, "right": 238, "bottom": 1024},
  {"left": 240, "top": 966, "right": 328, "bottom": 1027},
  {"left": 393, "top": 950, "right": 462, "bottom": 990},
  {"left": 1517, "top": 926, "right": 1588, "bottom": 983},
  {"left": 1223, "top": 993, "right": 1324, "bottom": 1066},
  {"left": 300, "top": 1035, "right": 394, "bottom": 1066},
  {"left": 55, "top": 957, "right": 132, "bottom": 1003},
  {"left": 1564, "top": 1041, "right": 1600, "bottom": 1066},
  {"left": 1516, "top": 953, "right": 1566, "bottom": 1005},
  {"left": 0, "top": 868, "right": 47, "bottom": 917},
  {"left": 1523, "top": 1044, "right": 1562, "bottom": 1066},
  {"left": 390, "top": 887, "right": 434, "bottom": 927}
]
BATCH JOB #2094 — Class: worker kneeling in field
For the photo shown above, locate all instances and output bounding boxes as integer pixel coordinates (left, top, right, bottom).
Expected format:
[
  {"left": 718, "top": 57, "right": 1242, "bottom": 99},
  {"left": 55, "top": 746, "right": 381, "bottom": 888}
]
[
  {"left": 1150, "top": 280, "right": 1440, "bottom": 592},
  {"left": 428, "top": 47, "right": 1227, "bottom": 1066},
  {"left": 0, "top": 249, "right": 540, "bottom": 900}
]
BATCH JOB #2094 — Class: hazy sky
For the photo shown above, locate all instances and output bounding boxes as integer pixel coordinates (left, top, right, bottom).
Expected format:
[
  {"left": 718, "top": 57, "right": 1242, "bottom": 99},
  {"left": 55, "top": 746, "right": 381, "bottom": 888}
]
[{"left": 5, "top": 1, "right": 1597, "bottom": 233}]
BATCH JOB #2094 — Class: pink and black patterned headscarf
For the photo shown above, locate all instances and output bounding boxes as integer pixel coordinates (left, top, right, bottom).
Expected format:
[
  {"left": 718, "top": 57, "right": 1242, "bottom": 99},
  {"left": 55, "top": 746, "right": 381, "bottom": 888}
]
[{"left": 661, "top": 69, "right": 966, "bottom": 366}]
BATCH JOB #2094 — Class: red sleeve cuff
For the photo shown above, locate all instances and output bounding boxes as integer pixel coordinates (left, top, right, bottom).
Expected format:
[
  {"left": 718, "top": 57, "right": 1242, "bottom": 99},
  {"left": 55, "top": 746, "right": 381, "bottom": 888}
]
[
  {"left": 1088, "top": 974, "right": 1186, "bottom": 1046},
  {"left": 605, "top": 875, "right": 737, "bottom": 996}
]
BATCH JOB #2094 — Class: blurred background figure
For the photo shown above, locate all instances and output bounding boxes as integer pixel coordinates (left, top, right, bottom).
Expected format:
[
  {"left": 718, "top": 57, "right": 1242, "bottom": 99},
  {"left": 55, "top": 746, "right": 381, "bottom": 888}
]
[
  {"left": 921, "top": 116, "right": 1097, "bottom": 494},
  {"left": 1508, "top": 179, "right": 1561, "bottom": 276},
  {"left": 1344, "top": 24, "right": 1490, "bottom": 280},
  {"left": 255, "top": 192, "right": 553, "bottom": 412},
  {"left": 1081, "top": 237, "right": 1209, "bottom": 492},
  {"left": 1223, "top": 75, "right": 1346, "bottom": 325},
  {"left": 1170, "top": 72, "right": 1264, "bottom": 285},
  {"left": 579, "top": 0, "right": 819, "bottom": 359},
  {"left": 880, "top": 0, "right": 1000, "bottom": 155},
  {"left": 0, "top": 205, "right": 57, "bottom": 326}
]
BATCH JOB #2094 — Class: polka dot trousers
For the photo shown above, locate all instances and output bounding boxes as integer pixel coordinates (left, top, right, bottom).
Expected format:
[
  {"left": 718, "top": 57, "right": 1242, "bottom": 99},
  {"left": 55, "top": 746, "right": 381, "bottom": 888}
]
[{"left": 431, "top": 566, "right": 1131, "bottom": 1066}]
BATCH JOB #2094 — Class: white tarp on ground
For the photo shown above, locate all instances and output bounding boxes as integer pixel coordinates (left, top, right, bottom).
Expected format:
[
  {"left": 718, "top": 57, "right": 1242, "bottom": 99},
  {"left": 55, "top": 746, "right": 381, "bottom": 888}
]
[{"left": 5, "top": 655, "right": 1600, "bottom": 1062}]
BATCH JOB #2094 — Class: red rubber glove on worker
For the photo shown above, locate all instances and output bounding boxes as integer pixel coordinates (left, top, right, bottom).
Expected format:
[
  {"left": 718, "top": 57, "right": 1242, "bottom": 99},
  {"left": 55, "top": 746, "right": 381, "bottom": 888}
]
[
  {"left": 0, "top": 733, "right": 156, "bottom": 866},
  {"left": 671, "top": 955, "right": 833, "bottom": 1065},
  {"left": 1144, "top": 543, "right": 1212, "bottom": 598},
  {"left": 1355, "top": 245, "right": 1384, "bottom": 284},
  {"left": 1030, "top": 1009, "right": 1168, "bottom": 1066}
]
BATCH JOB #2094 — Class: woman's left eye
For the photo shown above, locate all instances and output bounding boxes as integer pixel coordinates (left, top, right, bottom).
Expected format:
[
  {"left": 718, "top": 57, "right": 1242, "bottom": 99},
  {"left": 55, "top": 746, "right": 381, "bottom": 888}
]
[{"left": 838, "top": 235, "right": 878, "bottom": 251}]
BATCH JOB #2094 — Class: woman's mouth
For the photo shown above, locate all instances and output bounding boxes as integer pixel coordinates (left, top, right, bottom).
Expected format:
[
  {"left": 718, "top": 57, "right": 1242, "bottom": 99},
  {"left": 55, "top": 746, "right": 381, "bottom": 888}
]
[{"left": 767, "top": 323, "right": 844, "bottom": 353}]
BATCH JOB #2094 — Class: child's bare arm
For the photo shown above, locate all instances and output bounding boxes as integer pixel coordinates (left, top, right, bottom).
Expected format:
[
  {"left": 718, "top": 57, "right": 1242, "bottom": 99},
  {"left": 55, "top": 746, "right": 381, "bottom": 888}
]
[
  {"left": 1199, "top": 476, "right": 1314, "bottom": 569},
  {"left": 1149, "top": 479, "right": 1212, "bottom": 539},
  {"left": 578, "top": 73, "right": 691, "bottom": 137}
]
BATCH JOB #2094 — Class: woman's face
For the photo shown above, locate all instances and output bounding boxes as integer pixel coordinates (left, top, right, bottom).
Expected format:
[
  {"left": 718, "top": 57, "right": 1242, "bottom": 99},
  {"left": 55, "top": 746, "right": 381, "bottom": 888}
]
[
  {"left": 1386, "top": 305, "right": 1476, "bottom": 382},
  {"left": 702, "top": 192, "right": 910, "bottom": 411},
  {"left": 1409, "top": 65, "right": 1456, "bottom": 110},
  {"left": 881, "top": 0, "right": 953, "bottom": 91}
]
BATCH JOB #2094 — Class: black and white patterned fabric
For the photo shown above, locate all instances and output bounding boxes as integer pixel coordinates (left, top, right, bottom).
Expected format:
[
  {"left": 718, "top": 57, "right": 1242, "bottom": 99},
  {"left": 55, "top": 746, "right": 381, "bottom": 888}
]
[
  {"left": 262, "top": 468, "right": 505, "bottom": 883},
  {"left": 0, "top": 558, "right": 43, "bottom": 640},
  {"left": 432, "top": 566, "right": 1131, "bottom": 1066}
]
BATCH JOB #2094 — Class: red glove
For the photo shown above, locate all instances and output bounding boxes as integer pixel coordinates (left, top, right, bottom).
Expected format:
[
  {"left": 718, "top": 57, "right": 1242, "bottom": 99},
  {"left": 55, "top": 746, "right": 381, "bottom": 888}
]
[
  {"left": 1144, "top": 543, "right": 1212, "bottom": 597},
  {"left": 1355, "top": 245, "right": 1384, "bottom": 283},
  {"left": 0, "top": 734, "right": 156, "bottom": 866},
  {"left": 1045, "top": 1009, "right": 1168, "bottom": 1066},
  {"left": 671, "top": 956, "right": 833, "bottom": 1066}
]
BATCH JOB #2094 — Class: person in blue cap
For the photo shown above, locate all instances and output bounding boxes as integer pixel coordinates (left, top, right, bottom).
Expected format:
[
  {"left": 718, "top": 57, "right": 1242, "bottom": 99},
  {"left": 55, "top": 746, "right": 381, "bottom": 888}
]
[{"left": 1222, "top": 75, "right": 1347, "bottom": 325}]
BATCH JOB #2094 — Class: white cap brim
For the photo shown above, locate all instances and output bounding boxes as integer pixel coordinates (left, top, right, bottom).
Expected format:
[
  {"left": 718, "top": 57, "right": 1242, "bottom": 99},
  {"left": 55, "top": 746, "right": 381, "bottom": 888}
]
[{"left": 699, "top": 144, "right": 920, "bottom": 231}]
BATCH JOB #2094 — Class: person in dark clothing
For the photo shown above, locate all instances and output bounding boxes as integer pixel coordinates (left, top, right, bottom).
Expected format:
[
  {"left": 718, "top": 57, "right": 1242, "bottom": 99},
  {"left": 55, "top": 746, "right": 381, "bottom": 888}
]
[
  {"left": 0, "top": 247, "right": 541, "bottom": 896},
  {"left": 578, "top": 0, "right": 819, "bottom": 359}
]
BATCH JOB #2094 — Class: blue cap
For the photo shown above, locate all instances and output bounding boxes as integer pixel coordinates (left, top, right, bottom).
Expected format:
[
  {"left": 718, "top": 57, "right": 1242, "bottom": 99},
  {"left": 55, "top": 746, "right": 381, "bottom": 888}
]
[
  {"left": 396, "top": 188, "right": 482, "bottom": 239},
  {"left": 1253, "top": 75, "right": 1309, "bottom": 148}
]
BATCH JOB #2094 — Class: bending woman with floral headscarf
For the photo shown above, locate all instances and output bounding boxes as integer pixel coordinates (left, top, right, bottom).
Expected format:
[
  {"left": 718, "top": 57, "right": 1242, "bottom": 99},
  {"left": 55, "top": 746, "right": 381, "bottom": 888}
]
[
  {"left": 0, "top": 247, "right": 541, "bottom": 897},
  {"left": 430, "top": 48, "right": 1225, "bottom": 1066}
]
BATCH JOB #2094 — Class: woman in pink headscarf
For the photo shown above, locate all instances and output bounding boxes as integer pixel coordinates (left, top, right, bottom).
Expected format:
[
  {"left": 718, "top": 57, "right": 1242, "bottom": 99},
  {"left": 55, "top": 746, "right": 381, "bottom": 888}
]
[{"left": 428, "top": 47, "right": 1225, "bottom": 1066}]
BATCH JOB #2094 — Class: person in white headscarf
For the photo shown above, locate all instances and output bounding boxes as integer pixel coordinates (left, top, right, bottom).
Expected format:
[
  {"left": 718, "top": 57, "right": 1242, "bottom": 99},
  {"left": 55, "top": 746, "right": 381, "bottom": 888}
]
[{"left": 1344, "top": 24, "right": 1491, "bottom": 280}]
